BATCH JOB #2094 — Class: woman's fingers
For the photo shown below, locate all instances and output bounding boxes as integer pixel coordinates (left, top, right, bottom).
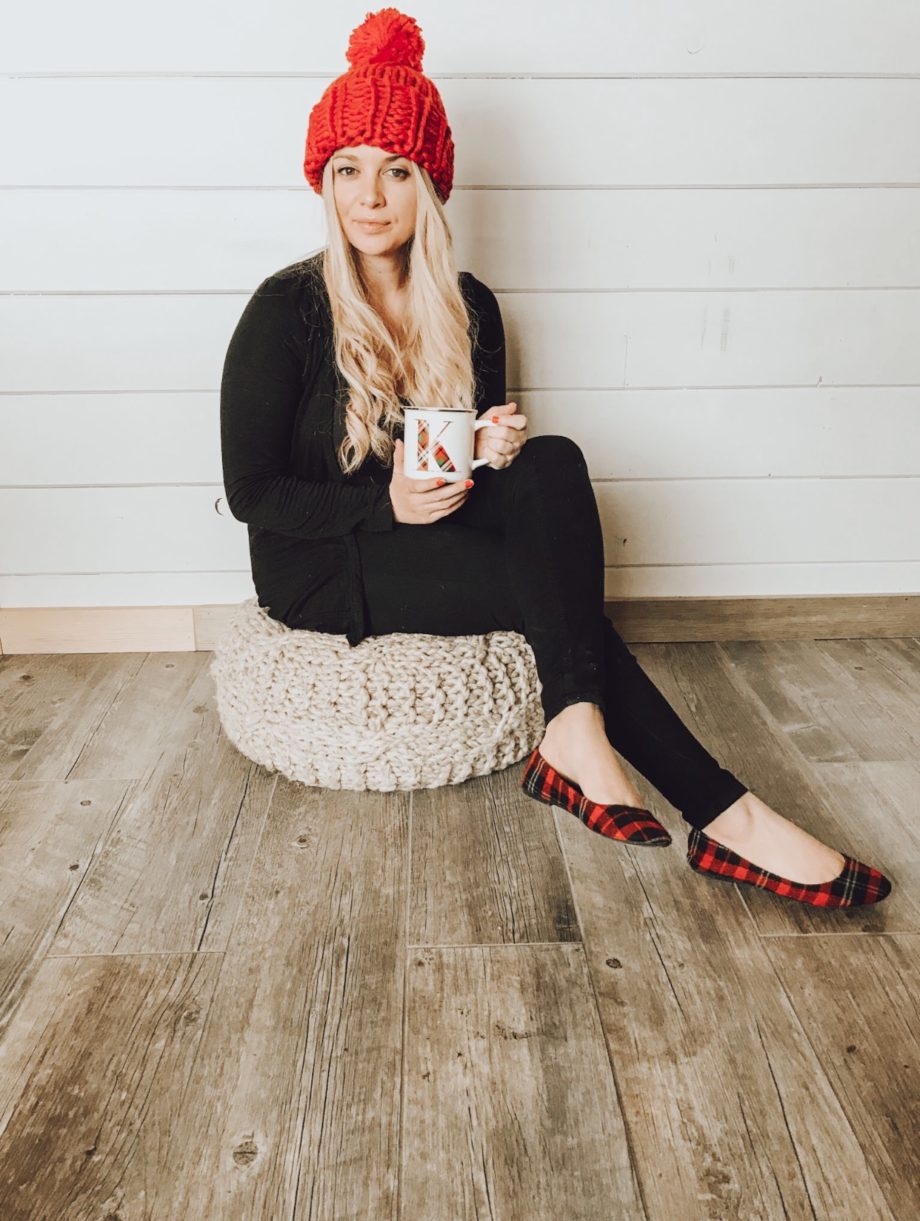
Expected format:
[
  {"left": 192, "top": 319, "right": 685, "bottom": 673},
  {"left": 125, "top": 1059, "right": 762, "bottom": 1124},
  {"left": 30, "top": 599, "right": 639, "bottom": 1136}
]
[
  {"left": 487, "top": 435, "right": 520, "bottom": 454},
  {"left": 488, "top": 411, "right": 526, "bottom": 428},
  {"left": 487, "top": 421, "right": 525, "bottom": 438},
  {"left": 407, "top": 479, "right": 470, "bottom": 511},
  {"left": 441, "top": 482, "right": 471, "bottom": 503},
  {"left": 431, "top": 486, "right": 469, "bottom": 517},
  {"left": 429, "top": 478, "right": 470, "bottom": 497}
]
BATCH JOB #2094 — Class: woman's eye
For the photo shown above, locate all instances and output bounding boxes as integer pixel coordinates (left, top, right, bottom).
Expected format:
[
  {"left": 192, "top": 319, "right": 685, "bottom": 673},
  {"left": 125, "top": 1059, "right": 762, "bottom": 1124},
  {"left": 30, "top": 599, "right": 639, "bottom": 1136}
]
[{"left": 335, "top": 166, "right": 409, "bottom": 178}]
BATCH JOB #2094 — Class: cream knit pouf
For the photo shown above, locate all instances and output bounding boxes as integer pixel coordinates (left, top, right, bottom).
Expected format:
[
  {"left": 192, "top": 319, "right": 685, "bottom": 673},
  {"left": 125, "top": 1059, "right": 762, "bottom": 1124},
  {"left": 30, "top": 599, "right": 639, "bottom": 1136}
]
[{"left": 210, "top": 597, "right": 545, "bottom": 791}]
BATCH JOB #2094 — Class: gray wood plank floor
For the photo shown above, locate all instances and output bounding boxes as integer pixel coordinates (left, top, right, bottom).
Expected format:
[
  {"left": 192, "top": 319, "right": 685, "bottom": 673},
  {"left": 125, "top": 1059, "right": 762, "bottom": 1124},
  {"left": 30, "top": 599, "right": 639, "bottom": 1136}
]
[{"left": 0, "top": 638, "right": 916, "bottom": 1220}]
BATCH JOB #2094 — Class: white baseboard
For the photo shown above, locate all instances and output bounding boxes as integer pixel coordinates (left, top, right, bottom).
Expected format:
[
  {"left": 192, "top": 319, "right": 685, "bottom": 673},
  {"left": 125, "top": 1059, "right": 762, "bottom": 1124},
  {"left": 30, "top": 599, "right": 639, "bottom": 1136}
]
[{"left": 1, "top": 596, "right": 918, "bottom": 655}]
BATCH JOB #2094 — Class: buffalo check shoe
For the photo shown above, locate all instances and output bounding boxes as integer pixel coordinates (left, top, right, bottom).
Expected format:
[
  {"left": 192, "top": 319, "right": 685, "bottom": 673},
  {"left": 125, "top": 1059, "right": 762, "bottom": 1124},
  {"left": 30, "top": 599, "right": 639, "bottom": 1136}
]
[
  {"left": 687, "top": 826, "right": 892, "bottom": 908},
  {"left": 521, "top": 746, "right": 672, "bottom": 846}
]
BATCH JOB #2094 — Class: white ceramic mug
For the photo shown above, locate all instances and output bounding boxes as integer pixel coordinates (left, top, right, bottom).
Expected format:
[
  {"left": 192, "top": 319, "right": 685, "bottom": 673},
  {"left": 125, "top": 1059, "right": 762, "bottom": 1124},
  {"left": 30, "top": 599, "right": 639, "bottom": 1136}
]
[{"left": 402, "top": 407, "right": 501, "bottom": 482}]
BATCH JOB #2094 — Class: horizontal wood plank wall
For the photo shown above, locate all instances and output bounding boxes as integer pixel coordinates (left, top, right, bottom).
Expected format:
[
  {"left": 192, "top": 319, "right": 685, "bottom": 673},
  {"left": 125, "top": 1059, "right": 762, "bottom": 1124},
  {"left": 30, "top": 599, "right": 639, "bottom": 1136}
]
[{"left": 2, "top": 2, "right": 919, "bottom": 653}]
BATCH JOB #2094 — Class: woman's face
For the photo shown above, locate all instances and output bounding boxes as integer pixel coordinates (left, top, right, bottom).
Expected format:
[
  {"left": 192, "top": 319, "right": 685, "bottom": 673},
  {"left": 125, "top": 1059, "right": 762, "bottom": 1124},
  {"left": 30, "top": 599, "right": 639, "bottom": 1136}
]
[{"left": 330, "top": 143, "right": 418, "bottom": 258}]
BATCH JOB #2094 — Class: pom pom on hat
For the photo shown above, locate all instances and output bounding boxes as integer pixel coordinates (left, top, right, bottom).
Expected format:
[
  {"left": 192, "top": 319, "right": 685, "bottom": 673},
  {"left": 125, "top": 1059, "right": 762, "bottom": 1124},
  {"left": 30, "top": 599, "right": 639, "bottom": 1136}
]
[
  {"left": 303, "top": 7, "right": 454, "bottom": 202},
  {"left": 346, "top": 7, "right": 425, "bottom": 71}
]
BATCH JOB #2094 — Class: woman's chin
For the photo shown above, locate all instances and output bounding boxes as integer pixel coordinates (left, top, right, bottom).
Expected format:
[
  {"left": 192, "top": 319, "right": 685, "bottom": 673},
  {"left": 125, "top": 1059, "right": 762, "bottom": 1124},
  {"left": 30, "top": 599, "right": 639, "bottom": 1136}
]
[{"left": 351, "top": 234, "right": 407, "bottom": 257}]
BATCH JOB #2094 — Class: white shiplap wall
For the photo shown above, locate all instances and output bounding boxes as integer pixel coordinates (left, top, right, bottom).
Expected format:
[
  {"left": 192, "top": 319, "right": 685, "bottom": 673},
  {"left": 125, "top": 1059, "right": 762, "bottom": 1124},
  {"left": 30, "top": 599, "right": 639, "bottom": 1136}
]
[{"left": 2, "top": 0, "right": 920, "bottom": 611}]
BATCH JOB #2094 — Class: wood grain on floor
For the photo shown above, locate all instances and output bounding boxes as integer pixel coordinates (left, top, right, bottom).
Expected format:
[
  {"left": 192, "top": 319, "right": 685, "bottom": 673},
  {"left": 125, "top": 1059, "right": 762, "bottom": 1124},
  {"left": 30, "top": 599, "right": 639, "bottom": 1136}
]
[{"left": 0, "top": 639, "right": 916, "bottom": 1219}]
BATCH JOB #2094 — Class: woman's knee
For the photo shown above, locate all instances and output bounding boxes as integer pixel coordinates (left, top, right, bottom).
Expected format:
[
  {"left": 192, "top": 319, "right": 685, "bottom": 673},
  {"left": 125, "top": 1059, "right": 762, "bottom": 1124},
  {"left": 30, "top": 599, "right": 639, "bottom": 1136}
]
[{"left": 516, "top": 433, "right": 588, "bottom": 473}]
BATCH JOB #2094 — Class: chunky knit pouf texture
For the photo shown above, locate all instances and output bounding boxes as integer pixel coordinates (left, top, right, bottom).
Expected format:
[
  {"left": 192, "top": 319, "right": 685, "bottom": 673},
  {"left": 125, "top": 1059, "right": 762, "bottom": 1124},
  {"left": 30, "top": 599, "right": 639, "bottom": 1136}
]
[{"left": 210, "top": 597, "right": 545, "bottom": 791}]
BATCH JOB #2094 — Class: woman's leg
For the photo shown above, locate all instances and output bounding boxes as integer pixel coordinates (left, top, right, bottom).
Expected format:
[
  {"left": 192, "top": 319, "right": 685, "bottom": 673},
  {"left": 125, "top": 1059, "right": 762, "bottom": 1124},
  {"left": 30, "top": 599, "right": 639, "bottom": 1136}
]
[
  {"left": 445, "top": 434, "right": 854, "bottom": 882},
  {"left": 358, "top": 435, "right": 867, "bottom": 884},
  {"left": 356, "top": 434, "right": 751, "bottom": 830},
  {"left": 456, "top": 434, "right": 750, "bottom": 829},
  {"left": 595, "top": 615, "right": 749, "bottom": 829}
]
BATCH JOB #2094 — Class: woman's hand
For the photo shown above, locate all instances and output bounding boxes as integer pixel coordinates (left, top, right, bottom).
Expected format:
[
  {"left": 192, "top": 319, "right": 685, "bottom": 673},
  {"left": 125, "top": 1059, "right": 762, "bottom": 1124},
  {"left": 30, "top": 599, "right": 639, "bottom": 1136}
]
[
  {"left": 389, "top": 438, "right": 472, "bottom": 524},
  {"left": 473, "top": 402, "right": 529, "bottom": 469}
]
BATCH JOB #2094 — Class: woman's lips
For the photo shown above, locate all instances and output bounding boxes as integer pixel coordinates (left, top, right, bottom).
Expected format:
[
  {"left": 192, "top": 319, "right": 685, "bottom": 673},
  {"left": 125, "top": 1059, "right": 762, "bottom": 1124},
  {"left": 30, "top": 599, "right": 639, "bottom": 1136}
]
[{"left": 356, "top": 220, "right": 389, "bottom": 230}]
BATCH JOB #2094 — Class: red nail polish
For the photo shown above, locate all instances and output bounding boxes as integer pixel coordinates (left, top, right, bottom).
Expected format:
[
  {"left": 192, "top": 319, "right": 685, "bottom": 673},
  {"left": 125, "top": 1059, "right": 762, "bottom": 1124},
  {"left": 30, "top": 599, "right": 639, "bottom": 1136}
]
[{"left": 465, "top": 479, "right": 474, "bottom": 488}]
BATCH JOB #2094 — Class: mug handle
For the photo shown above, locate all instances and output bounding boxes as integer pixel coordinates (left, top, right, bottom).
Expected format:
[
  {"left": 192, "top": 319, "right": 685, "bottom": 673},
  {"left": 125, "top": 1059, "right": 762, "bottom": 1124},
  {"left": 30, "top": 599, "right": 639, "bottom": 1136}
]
[{"left": 471, "top": 416, "right": 502, "bottom": 469}]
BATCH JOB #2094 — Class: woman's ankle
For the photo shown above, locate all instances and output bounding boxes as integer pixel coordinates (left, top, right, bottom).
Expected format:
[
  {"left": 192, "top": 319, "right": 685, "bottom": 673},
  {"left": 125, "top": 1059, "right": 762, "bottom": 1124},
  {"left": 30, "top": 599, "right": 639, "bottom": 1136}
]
[
  {"left": 542, "top": 699, "right": 606, "bottom": 746},
  {"left": 539, "top": 703, "right": 645, "bottom": 806},
  {"left": 700, "top": 792, "right": 756, "bottom": 840}
]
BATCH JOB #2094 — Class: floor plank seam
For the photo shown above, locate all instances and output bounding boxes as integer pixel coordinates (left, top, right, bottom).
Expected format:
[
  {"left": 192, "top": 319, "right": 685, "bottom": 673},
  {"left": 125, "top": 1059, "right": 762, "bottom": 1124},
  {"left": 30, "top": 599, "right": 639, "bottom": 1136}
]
[
  {"left": 758, "top": 931, "right": 918, "bottom": 938},
  {"left": 405, "top": 940, "right": 584, "bottom": 950},
  {"left": 208, "top": 764, "right": 276, "bottom": 953},
  {"left": 396, "top": 785, "right": 414, "bottom": 1221},
  {"left": 553, "top": 816, "right": 651, "bottom": 1220},
  {"left": 756, "top": 927, "right": 894, "bottom": 1207}
]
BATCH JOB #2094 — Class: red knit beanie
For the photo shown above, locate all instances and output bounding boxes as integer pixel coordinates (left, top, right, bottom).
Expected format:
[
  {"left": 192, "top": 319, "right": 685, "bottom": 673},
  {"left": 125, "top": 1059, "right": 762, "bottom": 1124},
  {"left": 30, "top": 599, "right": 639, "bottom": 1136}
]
[{"left": 303, "top": 8, "right": 454, "bottom": 203}]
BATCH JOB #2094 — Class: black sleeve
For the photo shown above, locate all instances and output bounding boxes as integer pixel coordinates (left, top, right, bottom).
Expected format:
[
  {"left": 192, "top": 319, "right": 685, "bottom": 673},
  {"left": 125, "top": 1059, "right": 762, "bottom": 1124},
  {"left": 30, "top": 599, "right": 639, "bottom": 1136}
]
[
  {"left": 463, "top": 274, "right": 507, "bottom": 412},
  {"left": 220, "top": 273, "right": 394, "bottom": 538}
]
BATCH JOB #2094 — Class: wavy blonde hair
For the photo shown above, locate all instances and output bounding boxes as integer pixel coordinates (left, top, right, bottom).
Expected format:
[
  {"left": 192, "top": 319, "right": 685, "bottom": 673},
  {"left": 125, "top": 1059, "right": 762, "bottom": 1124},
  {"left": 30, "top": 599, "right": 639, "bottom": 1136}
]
[{"left": 317, "top": 155, "right": 478, "bottom": 475}]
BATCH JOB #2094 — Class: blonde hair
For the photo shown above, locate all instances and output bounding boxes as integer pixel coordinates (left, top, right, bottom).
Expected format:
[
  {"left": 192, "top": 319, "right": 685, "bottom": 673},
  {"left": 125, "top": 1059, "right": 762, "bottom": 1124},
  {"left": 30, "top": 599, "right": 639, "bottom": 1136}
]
[{"left": 317, "top": 156, "right": 478, "bottom": 475}]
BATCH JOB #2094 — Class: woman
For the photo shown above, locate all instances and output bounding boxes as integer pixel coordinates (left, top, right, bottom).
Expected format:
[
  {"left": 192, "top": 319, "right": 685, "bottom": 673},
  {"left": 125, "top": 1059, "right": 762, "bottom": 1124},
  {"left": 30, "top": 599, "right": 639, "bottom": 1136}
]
[{"left": 220, "top": 7, "right": 890, "bottom": 908}]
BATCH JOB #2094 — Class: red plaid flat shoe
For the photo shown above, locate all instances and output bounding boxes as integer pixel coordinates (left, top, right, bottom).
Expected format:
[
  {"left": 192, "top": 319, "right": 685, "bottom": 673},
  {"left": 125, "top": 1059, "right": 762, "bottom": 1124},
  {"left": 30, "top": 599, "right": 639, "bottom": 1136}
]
[
  {"left": 521, "top": 746, "right": 672, "bottom": 846},
  {"left": 687, "top": 826, "right": 892, "bottom": 907}
]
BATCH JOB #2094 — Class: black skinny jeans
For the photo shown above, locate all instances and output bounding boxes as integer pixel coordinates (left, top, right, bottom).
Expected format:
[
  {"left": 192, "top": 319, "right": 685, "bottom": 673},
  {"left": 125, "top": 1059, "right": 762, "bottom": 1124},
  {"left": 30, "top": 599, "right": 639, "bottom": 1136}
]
[{"left": 355, "top": 434, "right": 749, "bottom": 831}]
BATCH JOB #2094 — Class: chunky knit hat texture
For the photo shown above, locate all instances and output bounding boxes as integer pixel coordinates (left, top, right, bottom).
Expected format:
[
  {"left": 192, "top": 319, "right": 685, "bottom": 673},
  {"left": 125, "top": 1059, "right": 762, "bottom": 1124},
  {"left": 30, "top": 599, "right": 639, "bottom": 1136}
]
[{"left": 303, "top": 7, "right": 455, "bottom": 202}]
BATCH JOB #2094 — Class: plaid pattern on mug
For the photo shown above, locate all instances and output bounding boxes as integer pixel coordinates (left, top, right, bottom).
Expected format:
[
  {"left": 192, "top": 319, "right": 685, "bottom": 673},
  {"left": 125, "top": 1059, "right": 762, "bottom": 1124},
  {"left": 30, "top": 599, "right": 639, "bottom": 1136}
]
[{"left": 416, "top": 418, "right": 457, "bottom": 473}]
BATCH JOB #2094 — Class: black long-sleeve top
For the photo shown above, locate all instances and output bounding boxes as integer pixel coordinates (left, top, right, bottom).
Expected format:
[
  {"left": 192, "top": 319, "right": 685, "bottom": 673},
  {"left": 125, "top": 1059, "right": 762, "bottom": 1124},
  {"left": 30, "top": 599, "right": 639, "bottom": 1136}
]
[{"left": 219, "top": 252, "right": 507, "bottom": 644}]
